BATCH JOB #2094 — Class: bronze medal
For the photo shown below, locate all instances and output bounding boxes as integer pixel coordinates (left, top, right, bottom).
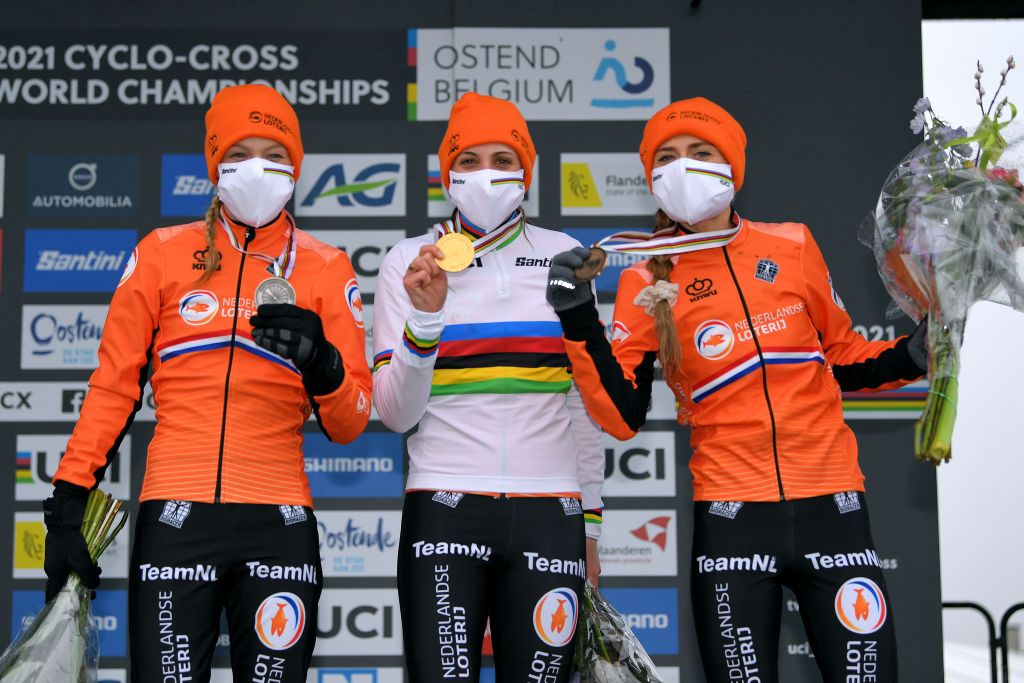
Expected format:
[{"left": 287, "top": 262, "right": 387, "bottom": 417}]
[{"left": 574, "top": 247, "right": 608, "bottom": 282}]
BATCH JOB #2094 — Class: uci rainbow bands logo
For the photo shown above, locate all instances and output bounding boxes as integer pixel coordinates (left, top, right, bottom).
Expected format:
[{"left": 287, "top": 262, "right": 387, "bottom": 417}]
[
  {"left": 254, "top": 591, "right": 306, "bottom": 650},
  {"left": 834, "top": 577, "right": 887, "bottom": 634},
  {"left": 694, "top": 319, "right": 734, "bottom": 360},
  {"left": 178, "top": 290, "right": 219, "bottom": 326},
  {"left": 533, "top": 587, "right": 579, "bottom": 647}
]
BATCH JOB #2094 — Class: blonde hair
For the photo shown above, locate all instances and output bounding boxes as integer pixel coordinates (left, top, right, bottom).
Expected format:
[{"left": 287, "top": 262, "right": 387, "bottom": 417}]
[
  {"left": 646, "top": 209, "right": 682, "bottom": 374},
  {"left": 194, "top": 196, "right": 223, "bottom": 286}
]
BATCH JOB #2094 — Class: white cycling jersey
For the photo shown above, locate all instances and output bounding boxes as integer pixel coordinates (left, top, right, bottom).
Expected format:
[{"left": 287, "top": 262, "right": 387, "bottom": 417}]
[{"left": 372, "top": 215, "right": 603, "bottom": 538}]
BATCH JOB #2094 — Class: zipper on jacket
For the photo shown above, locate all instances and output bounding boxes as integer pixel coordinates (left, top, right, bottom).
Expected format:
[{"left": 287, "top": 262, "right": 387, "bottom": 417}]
[
  {"left": 722, "top": 247, "right": 785, "bottom": 501},
  {"left": 214, "top": 226, "right": 254, "bottom": 503}
]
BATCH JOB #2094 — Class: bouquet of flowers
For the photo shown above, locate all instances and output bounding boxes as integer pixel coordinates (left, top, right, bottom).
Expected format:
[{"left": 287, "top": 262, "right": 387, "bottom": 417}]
[
  {"left": 863, "top": 55, "right": 1024, "bottom": 464},
  {"left": 0, "top": 489, "right": 128, "bottom": 682},
  {"left": 571, "top": 582, "right": 664, "bottom": 683}
]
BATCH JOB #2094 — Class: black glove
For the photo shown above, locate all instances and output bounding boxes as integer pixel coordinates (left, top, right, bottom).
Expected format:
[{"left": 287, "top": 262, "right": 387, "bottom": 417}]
[
  {"left": 546, "top": 247, "right": 595, "bottom": 312},
  {"left": 251, "top": 303, "right": 345, "bottom": 396},
  {"left": 44, "top": 481, "right": 101, "bottom": 602},
  {"left": 908, "top": 317, "right": 928, "bottom": 371}
]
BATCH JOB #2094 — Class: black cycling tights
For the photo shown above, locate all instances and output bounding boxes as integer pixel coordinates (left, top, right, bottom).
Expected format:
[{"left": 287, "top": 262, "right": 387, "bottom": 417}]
[
  {"left": 691, "top": 492, "right": 898, "bottom": 683},
  {"left": 398, "top": 491, "right": 586, "bottom": 683}
]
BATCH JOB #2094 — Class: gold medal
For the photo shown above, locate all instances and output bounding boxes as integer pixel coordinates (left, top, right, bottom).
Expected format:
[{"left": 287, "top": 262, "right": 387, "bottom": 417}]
[
  {"left": 435, "top": 232, "right": 475, "bottom": 272},
  {"left": 254, "top": 277, "right": 296, "bottom": 306},
  {"left": 574, "top": 248, "right": 608, "bottom": 282}
]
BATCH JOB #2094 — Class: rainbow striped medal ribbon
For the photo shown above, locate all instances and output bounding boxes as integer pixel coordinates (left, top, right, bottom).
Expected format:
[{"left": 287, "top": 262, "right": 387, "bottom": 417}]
[
  {"left": 219, "top": 213, "right": 298, "bottom": 305},
  {"left": 574, "top": 220, "right": 743, "bottom": 282},
  {"left": 433, "top": 209, "right": 526, "bottom": 273}
]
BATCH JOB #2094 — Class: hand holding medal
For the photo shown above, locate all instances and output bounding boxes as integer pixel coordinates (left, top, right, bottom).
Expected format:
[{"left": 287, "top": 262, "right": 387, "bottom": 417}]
[{"left": 404, "top": 244, "right": 448, "bottom": 313}]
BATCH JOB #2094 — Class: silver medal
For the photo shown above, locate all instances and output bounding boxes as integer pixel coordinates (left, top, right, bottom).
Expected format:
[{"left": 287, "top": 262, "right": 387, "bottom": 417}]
[{"left": 255, "top": 277, "right": 296, "bottom": 306}]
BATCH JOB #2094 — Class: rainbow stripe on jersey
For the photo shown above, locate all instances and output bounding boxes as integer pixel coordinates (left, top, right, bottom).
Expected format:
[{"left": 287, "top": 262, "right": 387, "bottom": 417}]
[
  {"left": 691, "top": 346, "right": 824, "bottom": 403},
  {"left": 430, "top": 321, "right": 571, "bottom": 396}
]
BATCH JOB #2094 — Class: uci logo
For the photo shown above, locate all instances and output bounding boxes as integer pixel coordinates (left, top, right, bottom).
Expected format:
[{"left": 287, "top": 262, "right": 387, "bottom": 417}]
[
  {"left": 255, "top": 592, "right": 306, "bottom": 650},
  {"left": 694, "top": 320, "right": 734, "bottom": 360},
  {"left": 533, "top": 587, "right": 578, "bottom": 647},
  {"left": 178, "top": 290, "right": 219, "bottom": 326},
  {"left": 834, "top": 577, "right": 887, "bottom": 634},
  {"left": 301, "top": 163, "right": 400, "bottom": 208}
]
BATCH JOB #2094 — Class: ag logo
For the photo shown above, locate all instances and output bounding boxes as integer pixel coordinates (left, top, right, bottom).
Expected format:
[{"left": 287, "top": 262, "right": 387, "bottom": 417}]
[
  {"left": 533, "top": 587, "right": 578, "bottom": 647},
  {"left": 834, "top": 577, "right": 887, "bottom": 634},
  {"left": 255, "top": 591, "right": 306, "bottom": 650},
  {"left": 345, "top": 279, "right": 365, "bottom": 328},
  {"left": 296, "top": 154, "right": 405, "bottom": 217},
  {"left": 178, "top": 290, "right": 219, "bottom": 326},
  {"left": 694, "top": 320, "right": 734, "bottom": 360}
]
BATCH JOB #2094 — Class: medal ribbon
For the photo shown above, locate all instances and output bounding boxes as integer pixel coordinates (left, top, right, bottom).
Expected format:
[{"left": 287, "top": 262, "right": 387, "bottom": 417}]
[
  {"left": 593, "top": 217, "right": 743, "bottom": 257},
  {"left": 219, "top": 212, "right": 298, "bottom": 279},
  {"left": 434, "top": 209, "right": 525, "bottom": 259}
]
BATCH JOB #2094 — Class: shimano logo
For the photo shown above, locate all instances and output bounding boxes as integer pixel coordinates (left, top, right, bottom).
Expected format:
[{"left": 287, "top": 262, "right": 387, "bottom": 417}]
[{"left": 36, "top": 250, "right": 126, "bottom": 272}]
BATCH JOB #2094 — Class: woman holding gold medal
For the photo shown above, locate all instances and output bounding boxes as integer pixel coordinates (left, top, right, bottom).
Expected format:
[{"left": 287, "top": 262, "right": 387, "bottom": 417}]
[
  {"left": 546, "top": 97, "right": 928, "bottom": 681},
  {"left": 44, "top": 84, "right": 371, "bottom": 680},
  {"left": 373, "top": 92, "right": 604, "bottom": 682}
]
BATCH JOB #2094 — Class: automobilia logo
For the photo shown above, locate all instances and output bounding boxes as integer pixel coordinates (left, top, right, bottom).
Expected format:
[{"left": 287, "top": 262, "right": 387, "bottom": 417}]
[{"left": 27, "top": 155, "right": 138, "bottom": 215}]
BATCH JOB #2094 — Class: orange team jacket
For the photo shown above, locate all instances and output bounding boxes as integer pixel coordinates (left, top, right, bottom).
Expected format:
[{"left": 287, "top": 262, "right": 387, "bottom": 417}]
[
  {"left": 53, "top": 212, "right": 372, "bottom": 507},
  {"left": 558, "top": 218, "right": 924, "bottom": 502}
]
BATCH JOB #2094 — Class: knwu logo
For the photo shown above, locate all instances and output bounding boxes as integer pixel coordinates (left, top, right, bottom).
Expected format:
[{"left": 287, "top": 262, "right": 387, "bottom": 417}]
[{"left": 296, "top": 154, "right": 406, "bottom": 217}]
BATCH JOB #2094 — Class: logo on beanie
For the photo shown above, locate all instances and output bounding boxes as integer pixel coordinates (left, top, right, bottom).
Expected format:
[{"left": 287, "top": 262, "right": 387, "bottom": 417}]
[
  {"left": 446, "top": 134, "right": 461, "bottom": 157},
  {"left": 510, "top": 129, "right": 531, "bottom": 154},
  {"left": 666, "top": 110, "right": 721, "bottom": 126},
  {"left": 207, "top": 134, "right": 219, "bottom": 158},
  {"left": 249, "top": 111, "right": 263, "bottom": 123}
]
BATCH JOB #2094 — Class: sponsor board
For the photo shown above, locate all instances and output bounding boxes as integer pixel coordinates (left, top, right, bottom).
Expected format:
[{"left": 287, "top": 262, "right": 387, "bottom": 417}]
[
  {"left": 295, "top": 154, "right": 406, "bottom": 217},
  {"left": 562, "top": 227, "right": 647, "bottom": 294},
  {"left": 16, "top": 434, "right": 130, "bottom": 500},
  {"left": 600, "top": 588, "right": 678, "bottom": 655},
  {"left": 0, "top": 382, "right": 147, "bottom": 422},
  {"left": 602, "top": 430, "right": 676, "bottom": 497},
  {"left": 409, "top": 28, "right": 670, "bottom": 120},
  {"left": 23, "top": 228, "right": 138, "bottom": 292},
  {"left": 598, "top": 509, "right": 677, "bottom": 576},
  {"left": 314, "top": 588, "right": 403, "bottom": 655},
  {"left": 303, "top": 431, "right": 403, "bottom": 498},
  {"left": 304, "top": 229, "right": 404, "bottom": 295},
  {"left": 26, "top": 154, "right": 138, "bottom": 215},
  {"left": 0, "top": 32, "right": 404, "bottom": 118},
  {"left": 97, "top": 670, "right": 127, "bottom": 683},
  {"left": 161, "top": 153, "right": 215, "bottom": 216},
  {"left": 20, "top": 304, "right": 108, "bottom": 369},
  {"left": 427, "top": 154, "right": 540, "bottom": 218},
  {"left": 560, "top": 153, "right": 655, "bottom": 215},
  {"left": 13, "top": 511, "right": 129, "bottom": 579},
  {"left": 211, "top": 667, "right": 405, "bottom": 683},
  {"left": 317, "top": 510, "right": 400, "bottom": 577},
  {"left": 12, "top": 589, "right": 127, "bottom": 657}
]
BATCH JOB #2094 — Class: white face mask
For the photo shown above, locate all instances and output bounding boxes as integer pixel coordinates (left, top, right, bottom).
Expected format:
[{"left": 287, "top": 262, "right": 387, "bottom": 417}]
[
  {"left": 447, "top": 168, "right": 525, "bottom": 231},
  {"left": 651, "top": 158, "right": 735, "bottom": 227},
  {"left": 217, "top": 158, "right": 295, "bottom": 228}
]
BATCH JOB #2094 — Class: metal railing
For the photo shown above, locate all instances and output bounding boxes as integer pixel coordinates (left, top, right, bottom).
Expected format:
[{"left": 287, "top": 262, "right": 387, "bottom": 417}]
[{"left": 942, "top": 601, "right": 1024, "bottom": 682}]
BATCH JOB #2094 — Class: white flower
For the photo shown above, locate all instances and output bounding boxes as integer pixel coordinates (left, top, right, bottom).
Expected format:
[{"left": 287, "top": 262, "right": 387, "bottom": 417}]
[
  {"left": 913, "top": 97, "right": 932, "bottom": 114},
  {"left": 910, "top": 112, "right": 927, "bottom": 134}
]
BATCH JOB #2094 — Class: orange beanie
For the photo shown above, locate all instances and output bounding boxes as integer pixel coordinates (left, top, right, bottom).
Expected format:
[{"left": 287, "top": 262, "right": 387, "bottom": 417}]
[
  {"left": 639, "top": 97, "right": 747, "bottom": 190},
  {"left": 438, "top": 93, "right": 536, "bottom": 191},
  {"left": 204, "top": 84, "right": 304, "bottom": 183}
]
